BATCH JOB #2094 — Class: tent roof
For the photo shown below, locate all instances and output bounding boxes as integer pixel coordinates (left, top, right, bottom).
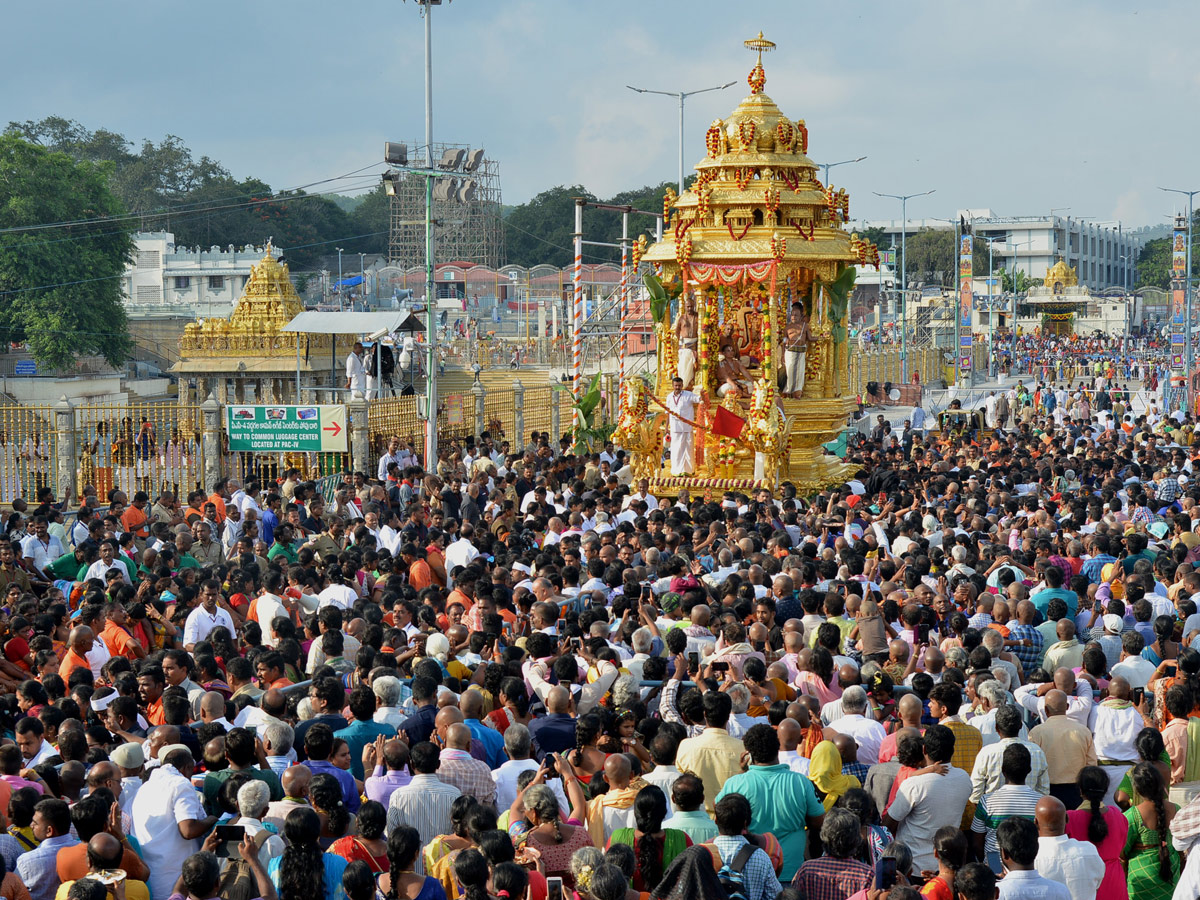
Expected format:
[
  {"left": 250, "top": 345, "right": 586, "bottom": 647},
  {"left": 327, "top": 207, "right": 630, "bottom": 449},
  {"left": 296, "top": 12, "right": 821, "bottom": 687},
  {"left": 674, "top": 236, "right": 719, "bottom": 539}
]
[{"left": 281, "top": 310, "right": 423, "bottom": 335}]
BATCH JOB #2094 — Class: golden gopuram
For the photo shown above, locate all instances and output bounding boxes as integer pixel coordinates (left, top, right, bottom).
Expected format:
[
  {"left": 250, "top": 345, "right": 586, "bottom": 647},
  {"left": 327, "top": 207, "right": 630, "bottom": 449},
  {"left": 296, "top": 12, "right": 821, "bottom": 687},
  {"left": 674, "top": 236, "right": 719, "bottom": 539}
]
[
  {"left": 173, "top": 243, "right": 353, "bottom": 404},
  {"left": 616, "top": 33, "right": 879, "bottom": 495}
]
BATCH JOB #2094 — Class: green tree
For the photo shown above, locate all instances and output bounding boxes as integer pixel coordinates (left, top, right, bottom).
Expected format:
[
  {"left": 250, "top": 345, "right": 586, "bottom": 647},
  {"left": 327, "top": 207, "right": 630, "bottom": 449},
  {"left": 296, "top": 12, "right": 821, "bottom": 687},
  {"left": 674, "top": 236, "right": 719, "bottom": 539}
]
[
  {"left": 0, "top": 134, "right": 133, "bottom": 368},
  {"left": 1137, "top": 236, "right": 1171, "bottom": 289},
  {"left": 902, "top": 228, "right": 954, "bottom": 286},
  {"left": 347, "top": 185, "right": 390, "bottom": 255},
  {"left": 1000, "top": 267, "right": 1034, "bottom": 293}
]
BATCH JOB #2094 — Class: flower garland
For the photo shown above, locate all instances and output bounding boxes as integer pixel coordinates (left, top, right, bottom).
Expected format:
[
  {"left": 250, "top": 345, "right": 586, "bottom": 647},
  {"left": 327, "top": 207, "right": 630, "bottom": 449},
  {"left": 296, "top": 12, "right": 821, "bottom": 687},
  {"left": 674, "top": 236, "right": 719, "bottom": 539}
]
[
  {"left": 769, "top": 233, "right": 787, "bottom": 260},
  {"left": 705, "top": 124, "right": 723, "bottom": 158},
  {"left": 727, "top": 221, "right": 752, "bottom": 242},
  {"left": 790, "top": 219, "right": 815, "bottom": 241},
  {"left": 748, "top": 63, "right": 766, "bottom": 95},
  {"left": 779, "top": 170, "right": 803, "bottom": 192},
  {"left": 763, "top": 187, "right": 780, "bottom": 216},
  {"left": 776, "top": 121, "right": 794, "bottom": 153},
  {"left": 738, "top": 121, "right": 757, "bottom": 151},
  {"left": 697, "top": 188, "right": 712, "bottom": 219},
  {"left": 675, "top": 234, "right": 693, "bottom": 268},
  {"left": 673, "top": 216, "right": 694, "bottom": 243},
  {"left": 663, "top": 188, "right": 677, "bottom": 229},
  {"left": 734, "top": 167, "right": 755, "bottom": 191}
]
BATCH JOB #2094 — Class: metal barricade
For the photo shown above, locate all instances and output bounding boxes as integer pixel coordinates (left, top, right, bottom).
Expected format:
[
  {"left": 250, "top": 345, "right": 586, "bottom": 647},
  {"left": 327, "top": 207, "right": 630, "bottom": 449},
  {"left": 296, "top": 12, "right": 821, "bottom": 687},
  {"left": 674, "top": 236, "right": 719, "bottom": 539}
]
[
  {"left": 75, "top": 402, "right": 203, "bottom": 500},
  {"left": 0, "top": 406, "right": 56, "bottom": 502}
]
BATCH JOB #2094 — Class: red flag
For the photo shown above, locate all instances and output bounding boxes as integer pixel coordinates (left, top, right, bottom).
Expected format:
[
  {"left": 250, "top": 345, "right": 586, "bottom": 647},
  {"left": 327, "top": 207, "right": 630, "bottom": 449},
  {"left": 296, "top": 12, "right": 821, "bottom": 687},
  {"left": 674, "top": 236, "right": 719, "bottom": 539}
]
[{"left": 710, "top": 406, "right": 746, "bottom": 440}]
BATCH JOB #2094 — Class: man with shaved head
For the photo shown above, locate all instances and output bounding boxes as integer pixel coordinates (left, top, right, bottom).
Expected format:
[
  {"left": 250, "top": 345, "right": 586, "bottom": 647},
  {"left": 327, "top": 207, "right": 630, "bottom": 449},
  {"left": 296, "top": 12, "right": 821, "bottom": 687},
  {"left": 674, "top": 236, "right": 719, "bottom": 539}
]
[
  {"left": 1014, "top": 666, "right": 1095, "bottom": 727},
  {"left": 584, "top": 753, "right": 646, "bottom": 846},
  {"left": 1033, "top": 794, "right": 1104, "bottom": 900},
  {"left": 436, "top": 722, "right": 496, "bottom": 805},
  {"left": 1027, "top": 688, "right": 1096, "bottom": 808}
]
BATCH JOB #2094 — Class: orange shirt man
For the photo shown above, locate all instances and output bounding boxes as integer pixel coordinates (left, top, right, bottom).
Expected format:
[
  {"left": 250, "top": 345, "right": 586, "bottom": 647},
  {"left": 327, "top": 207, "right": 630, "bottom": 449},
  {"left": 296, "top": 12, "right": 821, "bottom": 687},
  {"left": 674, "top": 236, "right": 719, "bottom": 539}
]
[
  {"left": 121, "top": 503, "right": 149, "bottom": 542},
  {"left": 58, "top": 648, "right": 90, "bottom": 682},
  {"left": 408, "top": 558, "right": 433, "bottom": 591}
]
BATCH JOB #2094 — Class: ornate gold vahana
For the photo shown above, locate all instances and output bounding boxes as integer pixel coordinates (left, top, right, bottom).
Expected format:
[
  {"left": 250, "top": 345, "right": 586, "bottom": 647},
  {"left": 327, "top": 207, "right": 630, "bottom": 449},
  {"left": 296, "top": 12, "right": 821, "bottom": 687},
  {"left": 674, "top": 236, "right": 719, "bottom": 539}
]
[
  {"left": 634, "top": 35, "right": 875, "bottom": 495},
  {"left": 180, "top": 243, "right": 341, "bottom": 357}
]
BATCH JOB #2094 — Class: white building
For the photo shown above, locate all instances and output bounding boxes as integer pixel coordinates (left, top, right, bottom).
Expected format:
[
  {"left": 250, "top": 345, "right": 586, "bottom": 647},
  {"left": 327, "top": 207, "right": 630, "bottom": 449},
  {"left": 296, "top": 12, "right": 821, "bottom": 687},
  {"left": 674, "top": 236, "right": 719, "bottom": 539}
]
[
  {"left": 123, "top": 232, "right": 270, "bottom": 318},
  {"left": 847, "top": 210, "right": 1142, "bottom": 291}
]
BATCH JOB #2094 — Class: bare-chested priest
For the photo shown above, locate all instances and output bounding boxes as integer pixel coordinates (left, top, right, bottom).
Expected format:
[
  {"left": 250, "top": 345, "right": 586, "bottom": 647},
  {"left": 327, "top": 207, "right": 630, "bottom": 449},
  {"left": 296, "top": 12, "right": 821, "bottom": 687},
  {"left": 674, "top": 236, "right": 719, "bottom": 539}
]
[
  {"left": 784, "top": 301, "right": 811, "bottom": 398},
  {"left": 716, "top": 342, "right": 754, "bottom": 399},
  {"left": 674, "top": 296, "right": 698, "bottom": 389}
]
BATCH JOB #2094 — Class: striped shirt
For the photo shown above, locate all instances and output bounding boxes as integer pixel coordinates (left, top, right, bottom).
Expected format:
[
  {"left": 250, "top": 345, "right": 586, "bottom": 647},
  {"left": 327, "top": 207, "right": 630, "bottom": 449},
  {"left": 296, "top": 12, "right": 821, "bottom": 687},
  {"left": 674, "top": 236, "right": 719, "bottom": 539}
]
[
  {"left": 385, "top": 774, "right": 462, "bottom": 874},
  {"left": 970, "top": 784, "right": 1041, "bottom": 854}
]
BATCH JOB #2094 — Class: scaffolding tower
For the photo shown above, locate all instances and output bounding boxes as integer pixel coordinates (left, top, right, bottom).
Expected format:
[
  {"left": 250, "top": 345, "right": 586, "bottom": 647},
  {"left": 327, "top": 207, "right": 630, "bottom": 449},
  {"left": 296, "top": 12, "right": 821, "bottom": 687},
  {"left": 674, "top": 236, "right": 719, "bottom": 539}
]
[{"left": 386, "top": 141, "right": 504, "bottom": 269}]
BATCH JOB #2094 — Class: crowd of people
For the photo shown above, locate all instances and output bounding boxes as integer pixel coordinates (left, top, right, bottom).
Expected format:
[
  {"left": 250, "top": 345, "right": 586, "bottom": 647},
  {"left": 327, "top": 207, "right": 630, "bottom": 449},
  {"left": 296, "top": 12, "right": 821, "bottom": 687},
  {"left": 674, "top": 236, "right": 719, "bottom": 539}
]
[
  {"left": 2, "top": 403, "right": 1200, "bottom": 900},
  {"left": 993, "top": 331, "right": 1171, "bottom": 389}
]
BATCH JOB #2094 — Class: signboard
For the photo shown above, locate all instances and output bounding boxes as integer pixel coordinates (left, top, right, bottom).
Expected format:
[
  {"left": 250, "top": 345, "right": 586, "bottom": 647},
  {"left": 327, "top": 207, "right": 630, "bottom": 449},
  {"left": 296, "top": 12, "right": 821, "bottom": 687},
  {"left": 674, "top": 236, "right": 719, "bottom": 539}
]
[
  {"left": 879, "top": 249, "right": 896, "bottom": 267},
  {"left": 958, "top": 235, "right": 973, "bottom": 374},
  {"left": 13, "top": 361, "right": 36, "bottom": 376},
  {"left": 445, "top": 394, "right": 463, "bottom": 427},
  {"left": 226, "top": 405, "right": 347, "bottom": 453},
  {"left": 1173, "top": 226, "right": 1187, "bottom": 276},
  {"left": 1172, "top": 219, "right": 1186, "bottom": 370}
]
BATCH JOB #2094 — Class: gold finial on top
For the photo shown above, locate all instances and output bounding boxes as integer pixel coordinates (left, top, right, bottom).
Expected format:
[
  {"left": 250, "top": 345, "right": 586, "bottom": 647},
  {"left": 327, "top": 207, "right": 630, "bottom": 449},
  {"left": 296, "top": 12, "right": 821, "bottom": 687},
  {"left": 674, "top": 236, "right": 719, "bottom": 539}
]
[
  {"left": 744, "top": 31, "right": 774, "bottom": 94},
  {"left": 744, "top": 31, "right": 776, "bottom": 63}
]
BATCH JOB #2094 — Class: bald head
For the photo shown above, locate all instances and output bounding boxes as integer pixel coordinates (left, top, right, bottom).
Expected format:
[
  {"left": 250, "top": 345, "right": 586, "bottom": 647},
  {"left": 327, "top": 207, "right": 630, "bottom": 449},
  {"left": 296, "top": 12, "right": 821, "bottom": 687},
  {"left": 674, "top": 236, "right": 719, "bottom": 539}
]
[
  {"left": 690, "top": 604, "right": 711, "bottom": 627},
  {"left": 546, "top": 686, "right": 571, "bottom": 714},
  {"left": 1052, "top": 667, "right": 1077, "bottom": 695},
  {"left": 832, "top": 733, "right": 858, "bottom": 764},
  {"left": 1035, "top": 795, "right": 1066, "bottom": 836},
  {"left": 281, "top": 764, "right": 311, "bottom": 799},
  {"left": 1107, "top": 675, "right": 1130, "bottom": 702},
  {"left": 1044, "top": 689, "right": 1069, "bottom": 717},
  {"left": 459, "top": 690, "right": 484, "bottom": 719},
  {"left": 199, "top": 691, "right": 226, "bottom": 722},
  {"left": 446, "top": 723, "right": 472, "bottom": 750},
  {"left": 778, "top": 718, "right": 803, "bottom": 751},
  {"left": 87, "top": 832, "right": 123, "bottom": 870},
  {"left": 435, "top": 706, "right": 464, "bottom": 731},
  {"left": 897, "top": 693, "right": 923, "bottom": 724},
  {"left": 604, "top": 753, "right": 632, "bottom": 789}
]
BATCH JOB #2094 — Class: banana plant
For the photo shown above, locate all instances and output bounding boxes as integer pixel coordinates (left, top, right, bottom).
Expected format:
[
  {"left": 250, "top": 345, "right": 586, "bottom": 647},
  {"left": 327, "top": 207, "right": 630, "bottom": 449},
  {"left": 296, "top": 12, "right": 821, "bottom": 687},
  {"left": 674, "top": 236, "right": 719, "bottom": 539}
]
[
  {"left": 554, "top": 372, "right": 616, "bottom": 453},
  {"left": 644, "top": 272, "right": 680, "bottom": 324},
  {"left": 815, "top": 265, "right": 857, "bottom": 344}
]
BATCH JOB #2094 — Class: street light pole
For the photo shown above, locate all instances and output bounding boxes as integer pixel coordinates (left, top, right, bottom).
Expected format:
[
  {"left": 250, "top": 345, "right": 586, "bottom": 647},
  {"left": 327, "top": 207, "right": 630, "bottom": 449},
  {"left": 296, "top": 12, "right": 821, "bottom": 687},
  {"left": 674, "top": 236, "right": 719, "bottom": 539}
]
[
  {"left": 873, "top": 189, "right": 935, "bottom": 382},
  {"left": 336, "top": 248, "right": 344, "bottom": 312},
  {"left": 1118, "top": 252, "right": 1133, "bottom": 365},
  {"left": 1160, "top": 187, "right": 1198, "bottom": 413},
  {"left": 627, "top": 82, "right": 737, "bottom": 194},
  {"left": 820, "top": 156, "right": 867, "bottom": 187},
  {"left": 358, "top": 252, "right": 366, "bottom": 307}
]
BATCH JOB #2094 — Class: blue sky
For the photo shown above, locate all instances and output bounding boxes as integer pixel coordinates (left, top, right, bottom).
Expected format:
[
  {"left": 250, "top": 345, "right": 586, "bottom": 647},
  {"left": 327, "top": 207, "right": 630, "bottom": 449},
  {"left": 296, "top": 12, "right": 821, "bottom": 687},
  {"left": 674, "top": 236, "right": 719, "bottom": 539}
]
[{"left": 5, "top": 1, "right": 1196, "bottom": 228}]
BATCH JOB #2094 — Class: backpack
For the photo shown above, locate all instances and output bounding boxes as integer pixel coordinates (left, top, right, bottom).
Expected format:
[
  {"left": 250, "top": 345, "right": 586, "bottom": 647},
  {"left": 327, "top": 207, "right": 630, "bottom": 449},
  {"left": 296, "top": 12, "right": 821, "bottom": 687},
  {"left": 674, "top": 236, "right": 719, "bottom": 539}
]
[
  {"left": 715, "top": 842, "right": 756, "bottom": 900},
  {"left": 218, "top": 830, "right": 270, "bottom": 900}
]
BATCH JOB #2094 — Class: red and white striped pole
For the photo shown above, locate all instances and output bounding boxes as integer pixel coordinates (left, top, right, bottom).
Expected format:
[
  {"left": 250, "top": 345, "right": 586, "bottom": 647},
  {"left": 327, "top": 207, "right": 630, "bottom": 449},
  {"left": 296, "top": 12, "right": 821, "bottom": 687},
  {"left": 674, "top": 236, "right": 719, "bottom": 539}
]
[
  {"left": 618, "top": 210, "right": 630, "bottom": 392},
  {"left": 572, "top": 200, "right": 584, "bottom": 431}
]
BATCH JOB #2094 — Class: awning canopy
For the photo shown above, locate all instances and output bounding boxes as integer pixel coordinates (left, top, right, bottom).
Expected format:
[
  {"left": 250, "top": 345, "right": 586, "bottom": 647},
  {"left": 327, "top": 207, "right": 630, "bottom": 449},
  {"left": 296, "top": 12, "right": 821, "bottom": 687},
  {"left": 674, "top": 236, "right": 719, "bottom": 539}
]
[
  {"left": 333, "top": 275, "right": 364, "bottom": 288},
  {"left": 281, "top": 310, "right": 423, "bottom": 335}
]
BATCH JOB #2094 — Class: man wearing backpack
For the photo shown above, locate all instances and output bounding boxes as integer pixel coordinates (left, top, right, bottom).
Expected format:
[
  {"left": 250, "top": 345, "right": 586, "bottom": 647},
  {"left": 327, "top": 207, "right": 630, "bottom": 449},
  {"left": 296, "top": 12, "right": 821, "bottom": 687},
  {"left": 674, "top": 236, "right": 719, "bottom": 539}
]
[{"left": 710, "top": 793, "right": 781, "bottom": 900}]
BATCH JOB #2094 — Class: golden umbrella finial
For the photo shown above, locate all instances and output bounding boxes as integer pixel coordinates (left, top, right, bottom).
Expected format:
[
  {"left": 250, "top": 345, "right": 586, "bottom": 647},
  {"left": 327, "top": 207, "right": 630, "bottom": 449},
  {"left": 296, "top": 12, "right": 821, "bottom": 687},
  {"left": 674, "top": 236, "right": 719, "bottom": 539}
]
[{"left": 744, "top": 32, "right": 774, "bottom": 94}]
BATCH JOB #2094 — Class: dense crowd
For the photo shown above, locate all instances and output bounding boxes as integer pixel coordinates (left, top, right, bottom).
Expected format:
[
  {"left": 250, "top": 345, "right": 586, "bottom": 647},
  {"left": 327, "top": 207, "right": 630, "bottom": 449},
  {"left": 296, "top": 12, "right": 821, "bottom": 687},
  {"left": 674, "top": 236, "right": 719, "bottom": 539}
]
[
  {"left": 2, "top": 402, "right": 1200, "bottom": 900},
  {"left": 993, "top": 332, "right": 1170, "bottom": 388}
]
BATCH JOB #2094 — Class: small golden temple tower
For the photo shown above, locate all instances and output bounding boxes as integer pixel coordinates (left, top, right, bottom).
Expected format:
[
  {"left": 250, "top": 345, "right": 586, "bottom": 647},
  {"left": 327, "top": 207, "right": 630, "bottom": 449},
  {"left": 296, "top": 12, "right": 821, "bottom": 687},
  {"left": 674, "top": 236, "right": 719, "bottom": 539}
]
[
  {"left": 617, "top": 33, "right": 877, "bottom": 494},
  {"left": 173, "top": 244, "right": 352, "bottom": 404}
]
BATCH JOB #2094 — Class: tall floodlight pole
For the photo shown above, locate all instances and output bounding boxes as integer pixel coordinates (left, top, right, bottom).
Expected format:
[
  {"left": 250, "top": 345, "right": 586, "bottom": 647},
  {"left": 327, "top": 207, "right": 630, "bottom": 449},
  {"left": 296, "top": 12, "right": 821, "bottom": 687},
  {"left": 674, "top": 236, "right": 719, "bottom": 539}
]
[
  {"left": 873, "top": 190, "right": 935, "bottom": 382},
  {"left": 627, "top": 82, "right": 737, "bottom": 194},
  {"left": 1161, "top": 187, "right": 1198, "bottom": 413},
  {"left": 821, "top": 156, "right": 867, "bottom": 187},
  {"left": 1118, "top": 252, "right": 1133, "bottom": 365}
]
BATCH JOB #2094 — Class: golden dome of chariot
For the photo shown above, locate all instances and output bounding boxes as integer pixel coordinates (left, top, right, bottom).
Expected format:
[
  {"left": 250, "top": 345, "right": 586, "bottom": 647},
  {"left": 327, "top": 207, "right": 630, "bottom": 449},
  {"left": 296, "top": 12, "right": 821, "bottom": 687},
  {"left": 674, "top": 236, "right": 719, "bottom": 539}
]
[{"left": 641, "top": 33, "right": 878, "bottom": 278}]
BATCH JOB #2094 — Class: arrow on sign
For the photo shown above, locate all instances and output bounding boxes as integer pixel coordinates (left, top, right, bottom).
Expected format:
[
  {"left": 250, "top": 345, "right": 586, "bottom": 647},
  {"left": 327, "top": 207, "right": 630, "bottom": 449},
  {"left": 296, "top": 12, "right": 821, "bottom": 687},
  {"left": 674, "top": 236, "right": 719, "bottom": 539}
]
[{"left": 323, "top": 421, "right": 342, "bottom": 437}]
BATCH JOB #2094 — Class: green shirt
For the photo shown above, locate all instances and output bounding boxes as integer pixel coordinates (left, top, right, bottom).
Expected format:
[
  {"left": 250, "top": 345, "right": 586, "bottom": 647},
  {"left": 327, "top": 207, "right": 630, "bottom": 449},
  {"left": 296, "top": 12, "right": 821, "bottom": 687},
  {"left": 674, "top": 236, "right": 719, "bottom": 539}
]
[
  {"left": 177, "top": 553, "right": 201, "bottom": 570},
  {"left": 48, "top": 551, "right": 82, "bottom": 580},
  {"left": 715, "top": 763, "right": 824, "bottom": 880},
  {"left": 267, "top": 543, "right": 299, "bottom": 565}
]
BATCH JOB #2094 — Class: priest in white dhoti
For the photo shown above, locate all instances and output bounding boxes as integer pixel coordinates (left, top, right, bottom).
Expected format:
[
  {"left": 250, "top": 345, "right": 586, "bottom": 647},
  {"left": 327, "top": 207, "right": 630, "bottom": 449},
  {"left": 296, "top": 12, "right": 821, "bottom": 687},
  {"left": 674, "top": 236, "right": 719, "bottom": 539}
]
[{"left": 665, "top": 377, "right": 699, "bottom": 475}]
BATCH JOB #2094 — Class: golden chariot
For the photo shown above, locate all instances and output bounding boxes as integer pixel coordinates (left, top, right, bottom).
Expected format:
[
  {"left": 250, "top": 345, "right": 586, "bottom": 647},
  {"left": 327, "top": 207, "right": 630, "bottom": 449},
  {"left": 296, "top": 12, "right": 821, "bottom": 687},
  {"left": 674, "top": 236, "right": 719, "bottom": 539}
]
[{"left": 614, "top": 33, "right": 878, "bottom": 496}]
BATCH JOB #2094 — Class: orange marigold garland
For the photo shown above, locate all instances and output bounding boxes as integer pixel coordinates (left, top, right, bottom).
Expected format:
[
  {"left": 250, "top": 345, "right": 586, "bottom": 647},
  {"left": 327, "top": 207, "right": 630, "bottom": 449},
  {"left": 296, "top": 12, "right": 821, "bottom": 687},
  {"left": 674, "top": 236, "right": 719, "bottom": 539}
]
[
  {"left": 705, "top": 124, "right": 723, "bottom": 158},
  {"left": 738, "top": 121, "right": 757, "bottom": 151},
  {"left": 776, "top": 121, "right": 794, "bottom": 153}
]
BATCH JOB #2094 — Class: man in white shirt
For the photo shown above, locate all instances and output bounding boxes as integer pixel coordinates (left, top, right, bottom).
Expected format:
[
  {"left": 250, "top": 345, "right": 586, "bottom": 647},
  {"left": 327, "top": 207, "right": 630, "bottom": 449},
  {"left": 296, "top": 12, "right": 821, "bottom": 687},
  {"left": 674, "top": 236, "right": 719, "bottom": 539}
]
[
  {"left": 445, "top": 528, "right": 481, "bottom": 572},
  {"left": 21, "top": 517, "right": 64, "bottom": 580},
  {"left": 377, "top": 437, "right": 403, "bottom": 481},
  {"left": 664, "top": 378, "right": 699, "bottom": 475},
  {"left": 132, "top": 745, "right": 216, "bottom": 900},
  {"left": 1033, "top": 795, "right": 1104, "bottom": 900},
  {"left": 182, "top": 580, "right": 237, "bottom": 650},
  {"left": 345, "top": 341, "right": 367, "bottom": 398},
  {"left": 491, "top": 724, "right": 568, "bottom": 814},
  {"left": 1014, "top": 670, "right": 1094, "bottom": 728},
  {"left": 84, "top": 539, "right": 131, "bottom": 585},
  {"left": 969, "top": 705, "right": 1049, "bottom": 801},
  {"left": 828, "top": 686, "right": 886, "bottom": 765},
  {"left": 1110, "top": 631, "right": 1158, "bottom": 689},
  {"left": 883, "top": 723, "right": 973, "bottom": 874},
  {"left": 254, "top": 573, "right": 293, "bottom": 647}
]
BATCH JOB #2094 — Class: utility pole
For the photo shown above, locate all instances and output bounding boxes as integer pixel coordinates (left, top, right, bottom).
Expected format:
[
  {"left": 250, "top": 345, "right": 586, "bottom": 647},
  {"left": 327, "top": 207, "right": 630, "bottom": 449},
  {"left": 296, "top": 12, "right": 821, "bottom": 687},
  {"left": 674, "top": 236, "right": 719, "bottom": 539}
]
[
  {"left": 820, "top": 156, "right": 867, "bottom": 188},
  {"left": 873, "top": 189, "right": 935, "bottom": 382},
  {"left": 336, "top": 248, "right": 344, "bottom": 312},
  {"left": 421, "top": 0, "right": 438, "bottom": 465}
]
